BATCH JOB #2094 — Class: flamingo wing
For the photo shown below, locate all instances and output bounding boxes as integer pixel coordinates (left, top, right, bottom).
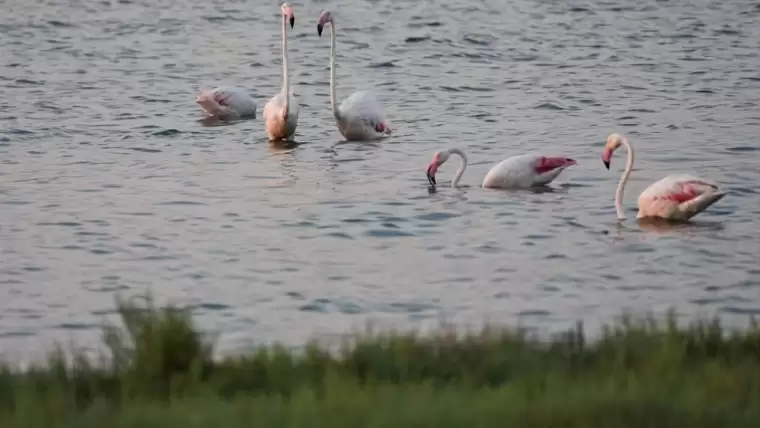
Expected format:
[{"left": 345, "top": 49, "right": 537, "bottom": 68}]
[
  {"left": 637, "top": 174, "right": 725, "bottom": 220},
  {"left": 533, "top": 156, "right": 578, "bottom": 175},
  {"left": 641, "top": 174, "right": 718, "bottom": 203},
  {"left": 528, "top": 155, "right": 577, "bottom": 186},
  {"left": 482, "top": 154, "right": 566, "bottom": 188}
]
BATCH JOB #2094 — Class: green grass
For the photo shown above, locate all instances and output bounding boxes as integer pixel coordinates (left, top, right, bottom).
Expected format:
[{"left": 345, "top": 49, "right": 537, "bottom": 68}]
[{"left": 0, "top": 295, "right": 759, "bottom": 427}]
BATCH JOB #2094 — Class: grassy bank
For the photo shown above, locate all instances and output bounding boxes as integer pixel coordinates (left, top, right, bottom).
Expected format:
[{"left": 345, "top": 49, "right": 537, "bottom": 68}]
[{"left": 1, "top": 296, "right": 759, "bottom": 427}]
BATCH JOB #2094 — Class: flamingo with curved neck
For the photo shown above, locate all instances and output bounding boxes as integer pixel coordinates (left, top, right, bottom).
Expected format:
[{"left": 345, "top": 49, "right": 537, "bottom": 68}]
[
  {"left": 602, "top": 133, "right": 726, "bottom": 221},
  {"left": 317, "top": 10, "right": 392, "bottom": 141},
  {"left": 263, "top": 3, "right": 299, "bottom": 141},
  {"left": 425, "top": 148, "right": 576, "bottom": 189}
]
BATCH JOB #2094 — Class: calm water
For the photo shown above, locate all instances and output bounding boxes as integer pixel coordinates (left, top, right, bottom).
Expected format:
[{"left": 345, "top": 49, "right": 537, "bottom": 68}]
[{"left": 2, "top": 0, "right": 760, "bottom": 361}]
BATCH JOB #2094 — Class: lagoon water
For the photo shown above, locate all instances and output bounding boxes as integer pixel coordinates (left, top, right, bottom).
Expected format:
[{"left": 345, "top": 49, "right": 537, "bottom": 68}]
[{"left": 2, "top": 0, "right": 760, "bottom": 361}]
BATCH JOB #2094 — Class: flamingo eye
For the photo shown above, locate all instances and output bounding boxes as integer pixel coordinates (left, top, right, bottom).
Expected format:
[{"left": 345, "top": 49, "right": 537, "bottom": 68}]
[{"left": 375, "top": 122, "right": 384, "bottom": 132}]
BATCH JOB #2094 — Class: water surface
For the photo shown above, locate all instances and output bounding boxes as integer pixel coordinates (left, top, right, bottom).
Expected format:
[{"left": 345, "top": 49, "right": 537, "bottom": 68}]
[{"left": 2, "top": 0, "right": 760, "bottom": 360}]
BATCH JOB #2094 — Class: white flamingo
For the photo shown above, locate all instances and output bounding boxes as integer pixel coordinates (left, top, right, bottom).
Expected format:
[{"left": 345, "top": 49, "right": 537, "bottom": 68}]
[
  {"left": 196, "top": 85, "right": 257, "bottom": 120},
  {"left": 263, "top": 3, "right": 299, "bottom": 141},
  {"left": 317, "top": 10, "right": 392, "bottom": 141},
  {"left": 602, "top": 133, "right": 726, "bottom": 221},
  {"left": 425, "top": 148, "right": 577, "bottom": 189}
]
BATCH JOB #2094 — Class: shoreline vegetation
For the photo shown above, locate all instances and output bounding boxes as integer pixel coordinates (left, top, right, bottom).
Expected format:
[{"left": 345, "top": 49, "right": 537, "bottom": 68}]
[{"left": 0, "top": 296, "right": 759, "bottom": 427}]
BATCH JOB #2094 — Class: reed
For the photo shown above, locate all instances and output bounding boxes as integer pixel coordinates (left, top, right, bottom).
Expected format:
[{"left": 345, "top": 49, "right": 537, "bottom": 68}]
[{"left": 0, "top": 295, "right": 758, "bottom": 427}]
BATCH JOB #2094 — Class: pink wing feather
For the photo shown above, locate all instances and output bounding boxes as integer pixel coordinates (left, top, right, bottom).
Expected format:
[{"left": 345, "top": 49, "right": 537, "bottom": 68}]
[
  {"left": 645, "top": 176, "right": 718, "bottom": 204},
  {"left": 533, "top": 156, "right": 577, "bottom": 175}
]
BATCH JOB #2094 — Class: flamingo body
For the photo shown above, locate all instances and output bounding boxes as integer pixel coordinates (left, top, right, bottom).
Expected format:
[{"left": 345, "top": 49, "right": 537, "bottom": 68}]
[
  {"left": 482, "top": 154, "right": 577, "bottom": 189},
  {"left": 196, "top": 86, "right": 257, "bottom": 119},
  {"left": 601, "top": 133, "right": 726, "bottom": 222},
  {"left": 317, "top": 10, "right": 392, "bottom": 142},
  {"left": 336, "top": 90, "right": 392, "bottom": 141},
  {"left": 263, "top": 87, "right": 299, "bottom": 141},
  {"left": 636, "top": 174, "right": 726, "bottom": 221}
]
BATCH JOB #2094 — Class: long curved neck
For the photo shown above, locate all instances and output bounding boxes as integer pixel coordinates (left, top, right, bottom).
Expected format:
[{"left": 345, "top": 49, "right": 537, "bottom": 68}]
[
  {"left": 615, "top": 138, "right": 634, "bottom": 220},
  {"left": 449, "top": 148, "right": 468, "bottom": 187},
  {"left": 328, "top": 24, "right": 340, "bottom": 120},
  {"left": 281, "top": 16, "right": 290, "bottom": 116}
]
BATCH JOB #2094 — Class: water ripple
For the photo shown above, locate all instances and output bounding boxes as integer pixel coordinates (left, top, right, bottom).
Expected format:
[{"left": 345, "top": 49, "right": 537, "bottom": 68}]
[{"left": 1, "top": 0, "right": 759, "bottom": 360}]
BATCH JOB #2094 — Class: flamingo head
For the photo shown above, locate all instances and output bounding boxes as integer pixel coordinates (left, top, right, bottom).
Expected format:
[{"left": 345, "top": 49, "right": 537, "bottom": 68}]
[
  {"left": 425, "top": 150, "right": 451, "bottom": 186},
  {"left": 281, "top": 3, "right": 295, "bottom": 28},
  {"left": 602, "top": 133, "right": 625, "bottom": 170},
  {"left": 317, "top": 10, "right": 333, "bottom": 36}
]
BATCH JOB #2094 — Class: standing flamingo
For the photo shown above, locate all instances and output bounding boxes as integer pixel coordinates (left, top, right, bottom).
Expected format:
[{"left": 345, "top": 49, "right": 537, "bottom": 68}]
[
  {"left": 263, "top": 3, "right": 299, "bottom": 141},
  {"left": 425, "top": 148, "right": 577, "bottom": 189},
  {"left": 316, "top": 10, "right": 392, "bottom": 141},
  {"left": 601, "top": 133, "right": 726, "bottom": 221}
]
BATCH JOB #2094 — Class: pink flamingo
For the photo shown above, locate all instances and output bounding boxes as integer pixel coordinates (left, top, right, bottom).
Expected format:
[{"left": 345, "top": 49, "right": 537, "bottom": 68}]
[
  {"left": 425, "top": 148, "right": 577, "bottom": 188},
  {"left": 602, "top": 133, "right": 726, "bottom": 221},
  {"left": 263, "top": 3, "right": 299, "bottom": 141},
  {"left": 317, "top": 10, "right": 392, "bottom": 141}
]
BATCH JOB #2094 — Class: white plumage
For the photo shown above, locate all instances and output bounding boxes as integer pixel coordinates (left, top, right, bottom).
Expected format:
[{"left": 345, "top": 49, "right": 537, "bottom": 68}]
[{"left": 195, "top": 86, "right": 257, "bottom": 119}]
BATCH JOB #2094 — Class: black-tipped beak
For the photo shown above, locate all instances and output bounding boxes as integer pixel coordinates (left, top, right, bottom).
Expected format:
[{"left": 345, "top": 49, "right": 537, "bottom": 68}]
[
  {"left": 290, "top": 16, "right": 295, "bottom": 28},
  {"left": 317, "top": 24, "right": 323, "bottom": 36},
  {"left": 603, "top": 160, "right": 610, "bottom": 170},
  {"left": 426, "top": 167, "right": 436, "bottom": 186}
]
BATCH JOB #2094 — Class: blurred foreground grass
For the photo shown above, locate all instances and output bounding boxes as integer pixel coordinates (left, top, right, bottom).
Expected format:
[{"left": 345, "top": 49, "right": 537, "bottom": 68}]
[{"left": 1, "top": 295, "right": 759, "bottom": 427}]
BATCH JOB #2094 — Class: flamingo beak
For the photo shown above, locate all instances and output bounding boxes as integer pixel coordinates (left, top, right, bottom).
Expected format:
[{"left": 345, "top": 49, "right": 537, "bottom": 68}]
[
  {"left": 317, "top": 23, "right": 323, "bottom": 36},
  {"left": 601, "top": 147, "right": 611, "bottom": 170},
  {"left": 426, "top": 163, "right": 437, "bottom": 186},
  {"left": 289, "top": 15, "right": 295, "bottom": 28}
]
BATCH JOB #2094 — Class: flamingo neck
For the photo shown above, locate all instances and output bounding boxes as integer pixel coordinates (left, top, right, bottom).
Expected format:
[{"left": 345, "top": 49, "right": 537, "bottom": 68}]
[
  {"left": 281, "top": 16, "right": 290, "bottom": 117},
  {"left": 615, "top": 137, "right": 634, "bottom": 220},
  {"left": 448, "top": 148, "right": 468, "bottom": 187},
  {"left": 328, "top": 23, "right": 340, "bottom": 120}
]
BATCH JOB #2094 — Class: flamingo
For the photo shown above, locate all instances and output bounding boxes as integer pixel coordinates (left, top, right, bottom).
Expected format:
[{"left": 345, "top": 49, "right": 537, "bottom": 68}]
[
  {"left": 601, "top": 133, "right": 726, "bottom": 221},
  {"left": 196, "top": 85, "right": 257, "bottom": 120},
  {"left": 316, "top": 10, "right": 392, "bottom": 141},
  {"left": 425, "top": 148, "right": 577, "bottom": 189},
  {"left": 263, "top": 3, "right": 299, "bottom": 141}
]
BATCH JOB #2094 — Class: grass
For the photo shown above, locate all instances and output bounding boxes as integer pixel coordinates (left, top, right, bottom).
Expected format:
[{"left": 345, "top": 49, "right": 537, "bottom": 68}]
[{"left": 0, "top": 295, "right": 759, "bottom": 427}]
